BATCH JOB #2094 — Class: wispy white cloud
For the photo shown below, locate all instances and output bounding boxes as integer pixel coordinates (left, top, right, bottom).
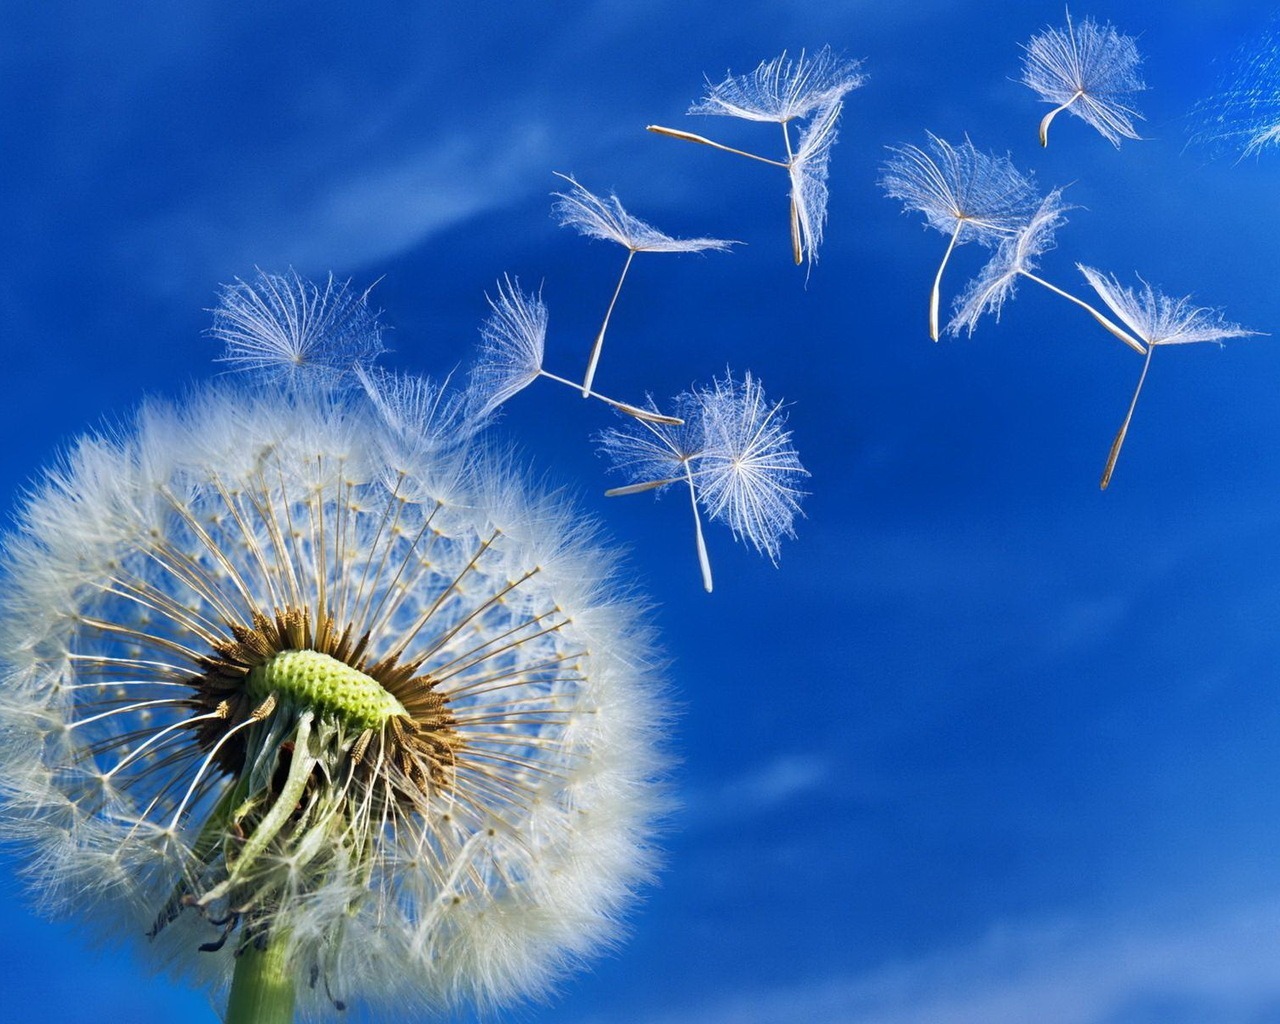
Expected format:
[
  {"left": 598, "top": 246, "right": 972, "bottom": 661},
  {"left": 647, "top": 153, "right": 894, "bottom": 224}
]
[
  {"left": 684, "top": 754, "right": 833, "bottom": 829},
  {"left": 126, "top": 122, "right": 553, "bottom": 292},
  {"left": 584, "top": 898, "right": 1280, "bottom": 1024}
]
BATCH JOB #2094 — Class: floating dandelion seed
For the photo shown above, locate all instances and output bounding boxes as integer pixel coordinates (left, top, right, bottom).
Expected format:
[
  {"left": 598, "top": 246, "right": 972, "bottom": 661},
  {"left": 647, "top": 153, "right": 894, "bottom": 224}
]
[
  {"left": 947, "top": 190, "right": 1145, "bottom": 353},
  {"left": 599, "top": 392, "right": 715, "bottom": 591},
  {"left": 1021, "top": 10, "right": 1145, "bottom": 147},
  {"left": 598, "top": 371, "right": 806, "bottom": 592},
  {"left": 880, "top": 134, "right": 1039, "bottom": 340},
  {"left": 468, "top": 274, "right": 681, "bottom": 426},
  {"left": 551, "top": 173, "right": 734, "bottom": 255},
  {"left": 209, "top": 269, "right": 385, "bottom": 387},
  {"left": 647, "top": 46, "right": 864, "bottom": 268},
  {"left": 0, "top": 286, "right": 666, "bottom": 1022},
  {"left": 696, "top": 372, "right": 808, "bottom": 564},
  {"left": 1077, "top": 265, "right": 1259, "bottom": 489},
  {"left": 552, "top": 174, "right": 734, "bottom": 397}
]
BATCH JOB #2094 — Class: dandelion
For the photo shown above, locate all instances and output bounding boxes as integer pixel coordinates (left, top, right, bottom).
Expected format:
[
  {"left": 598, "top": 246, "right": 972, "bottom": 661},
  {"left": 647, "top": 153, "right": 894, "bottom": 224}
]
[
  {"left": 209, "top": 269, "right": 385, "bottom": 387},
  {"left": 1077, "top": 265, "right": 1259, "bottom": 489},
  {"left": 0, "top": 297, "right": 666, "bottom": 1022},
  {"left": 598, "top": 371, "right": 806, "bottom": 592},
  {"left": 1021, "top": 9, "right": 1145, "bottom": 147},
  {"left": 468, "top": 274, "right": 681, "bottom": 425},
  {"left": 647, "top": 46, "right": 865, "bottom": 268},
  {"left": 552, "top": 175, "right": 735, "bottom": 397},
  {"left": 947, "top": 190, "right": 1145, "bottom": 353},
  {"left": 881, "top": 134, "right": 1039, "bottom": 340}
]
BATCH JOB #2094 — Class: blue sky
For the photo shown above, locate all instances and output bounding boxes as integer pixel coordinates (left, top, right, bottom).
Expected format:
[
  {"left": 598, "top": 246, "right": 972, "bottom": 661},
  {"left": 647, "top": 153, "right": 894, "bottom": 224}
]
[{"left": 4, "top": 2, "right": 1280, "bottom": 1022}]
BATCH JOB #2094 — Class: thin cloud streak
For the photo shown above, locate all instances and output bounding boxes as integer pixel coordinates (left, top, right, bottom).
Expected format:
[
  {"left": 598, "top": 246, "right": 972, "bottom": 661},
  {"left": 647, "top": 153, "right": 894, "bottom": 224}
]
[
  {"left": 126, "top": 123, "right": 553, "bottom": 290},
  {"left": 590, "top": 899, "right": 1280, "bottom": 1024},
  {"left": 684, "top": 754, "right": 833, "bottom": 828}
]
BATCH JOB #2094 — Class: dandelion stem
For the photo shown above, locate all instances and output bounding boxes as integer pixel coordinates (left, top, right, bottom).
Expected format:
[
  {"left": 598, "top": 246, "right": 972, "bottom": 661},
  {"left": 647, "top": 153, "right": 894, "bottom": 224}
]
[
  {"left": 225, "top": 930, "right": 297, "bottom": 1024},
  {"left": 1039, "top": 90, "right": 1083, "bottom": 146},
  {"left": 931, "top": 221, "right": 965, "bottom": 341},
  {"left": 1101, "top": 343, "right": 1154, "bottom": 490},
  {"left": 646, "top": 125, "right": 789, "bottom": 168},
  {"left": 584, "top": 250, "right": 636, "bottom": 396},
  {"left": 537, "top": 370, "right": 683, "bottom": 424},
  {"left": 683, "top": 462, "right": 713, "bottom": 593},
  {"left": 1020, "top": 271, "right": 1147, "bottom": 354}
]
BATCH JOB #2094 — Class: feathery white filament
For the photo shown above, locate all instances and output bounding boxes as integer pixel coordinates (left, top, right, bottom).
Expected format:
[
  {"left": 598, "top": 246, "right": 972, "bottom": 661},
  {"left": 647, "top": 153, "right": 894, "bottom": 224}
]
[
  {"left": 690, "top": 46, "right": 865, "bottom": 123},
  {"left": 209, "top": 269, "right": 385, "bottom": 387}
]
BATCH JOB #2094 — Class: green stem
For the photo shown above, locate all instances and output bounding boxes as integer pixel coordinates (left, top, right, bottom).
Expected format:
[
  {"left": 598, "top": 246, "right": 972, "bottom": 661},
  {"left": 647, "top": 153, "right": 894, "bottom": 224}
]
[{"left": 225, "top": 933, "right": 296, "bottom": 1024}]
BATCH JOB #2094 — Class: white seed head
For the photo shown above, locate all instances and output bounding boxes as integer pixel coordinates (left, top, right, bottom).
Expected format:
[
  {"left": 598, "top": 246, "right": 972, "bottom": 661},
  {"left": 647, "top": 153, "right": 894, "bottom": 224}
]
[{"left": 0, "top": 381, "right": 665, "bottom": 1018}]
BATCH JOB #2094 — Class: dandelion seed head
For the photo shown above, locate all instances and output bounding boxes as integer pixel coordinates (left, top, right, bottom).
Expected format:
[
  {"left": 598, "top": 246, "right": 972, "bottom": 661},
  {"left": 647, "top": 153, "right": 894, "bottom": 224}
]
[
  {"left": 0, "top": 372, "right": 665, "bottom": 1015},
  {"left": 690, "top": 46, "right": 865, "bottom": 123},
  {"left": 209, "top": 269, "right": 385, "bottom": 388},
  {"left": 881, "top": 134, "right": 1040, "bottom": 242},
  {"left": 552, "top": 174, "right": 735, "bottom": 254},
  {"left": 1077, "top": 266, "right": 1259, "bottom": 346},
  {"left": 1021, "top": 11, "right": 1145, "bottom": 147}
]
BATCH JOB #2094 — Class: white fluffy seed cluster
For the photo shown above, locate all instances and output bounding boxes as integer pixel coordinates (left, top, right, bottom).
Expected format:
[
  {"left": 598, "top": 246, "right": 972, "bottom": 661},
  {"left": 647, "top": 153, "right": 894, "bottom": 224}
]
[{"left": 0, "top": 383, "right": 665, "bottom": 1018}]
